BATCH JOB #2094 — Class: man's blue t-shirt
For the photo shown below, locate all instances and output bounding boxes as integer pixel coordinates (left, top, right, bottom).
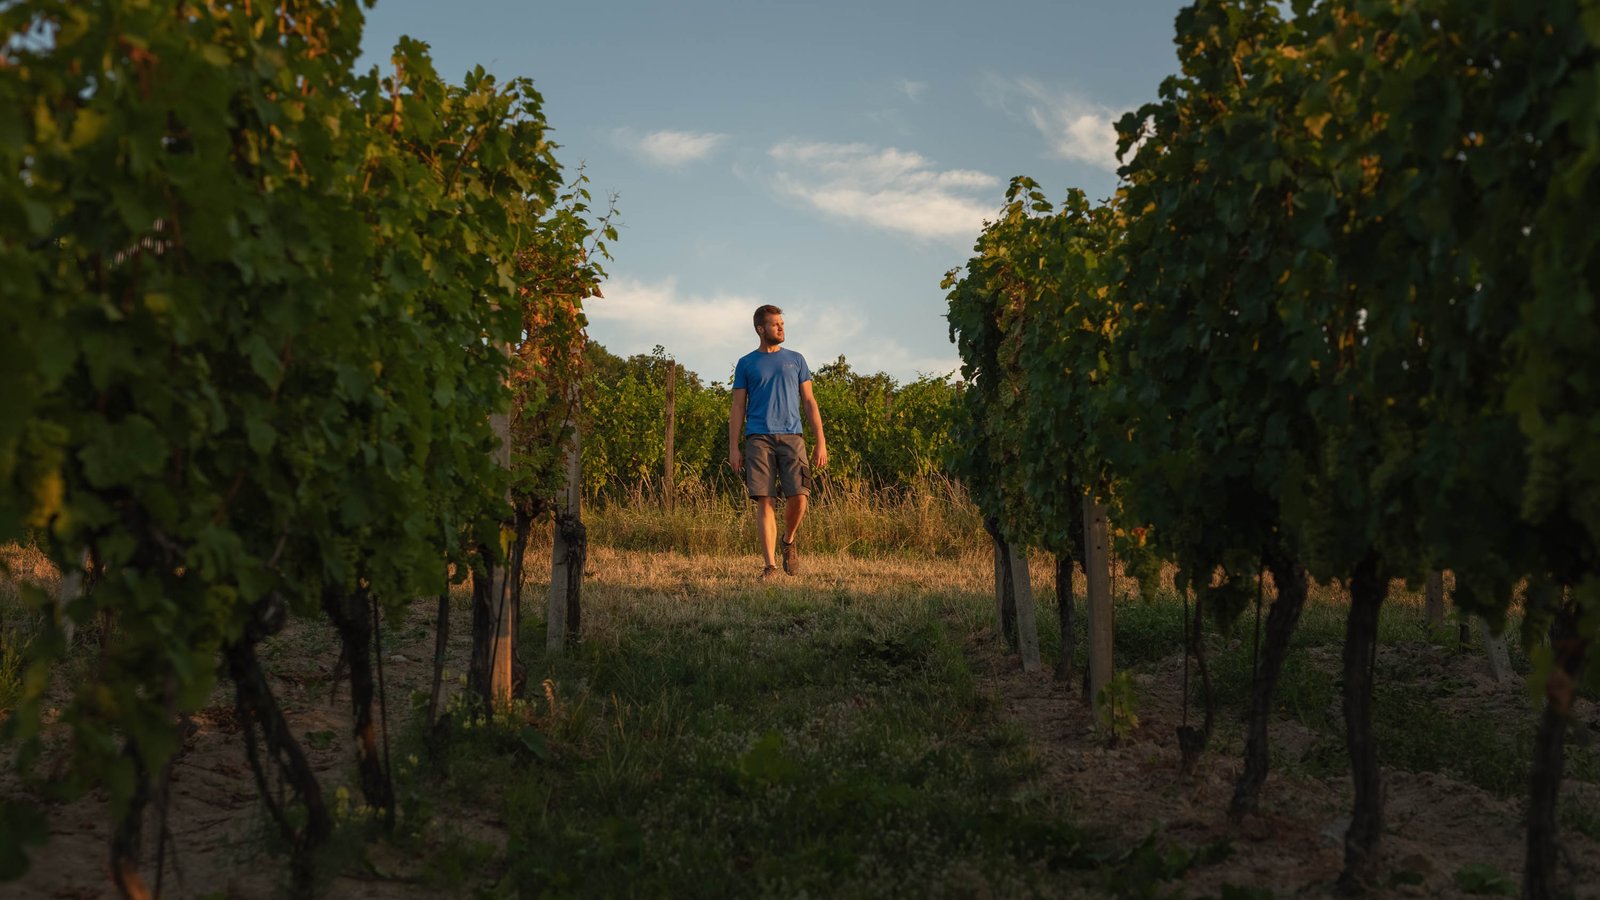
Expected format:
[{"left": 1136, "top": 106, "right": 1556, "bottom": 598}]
[{"left": 733, "top": 348, "right": 812, "bottom": 436}]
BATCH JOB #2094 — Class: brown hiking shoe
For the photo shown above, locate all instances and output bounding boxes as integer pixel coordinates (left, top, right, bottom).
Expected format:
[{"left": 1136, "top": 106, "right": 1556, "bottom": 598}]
[
  {"left": 759, "top": 565, "right": 780, "bottom": 581},
  {"left": 781, "top": 539, "right": 799, "bottom": 575}
]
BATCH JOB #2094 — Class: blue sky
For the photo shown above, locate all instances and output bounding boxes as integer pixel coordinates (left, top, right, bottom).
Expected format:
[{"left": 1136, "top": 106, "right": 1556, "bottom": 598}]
[{"left": 359, "top": 1, "right": 1191, "bottom": 385}]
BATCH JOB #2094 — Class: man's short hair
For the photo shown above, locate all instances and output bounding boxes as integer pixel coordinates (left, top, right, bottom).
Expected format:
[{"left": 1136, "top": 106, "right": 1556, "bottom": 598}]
[{"left": 753, "top": 304, "right": 783, "bottom": 328}]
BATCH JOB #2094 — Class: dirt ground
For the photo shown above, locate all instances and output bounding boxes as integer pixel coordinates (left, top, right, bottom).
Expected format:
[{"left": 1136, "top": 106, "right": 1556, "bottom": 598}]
[
  {"left": 2, "top": 553, "right": 464, "bottom": 900},
  {"left": 5, "top": 545, "right": 1599, "bottom": 898},
  {"left": 969, "top": 634, "right": 1600, "bottom": 899}
]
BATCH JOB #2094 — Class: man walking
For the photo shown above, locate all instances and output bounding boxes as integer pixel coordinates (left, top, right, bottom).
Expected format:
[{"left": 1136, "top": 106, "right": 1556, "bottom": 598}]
[{"left": 728, "top": 305, "right": 828, "bottom": 579}]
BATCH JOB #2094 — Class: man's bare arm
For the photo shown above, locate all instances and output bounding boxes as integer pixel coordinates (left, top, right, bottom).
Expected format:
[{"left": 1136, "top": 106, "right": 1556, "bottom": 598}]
[
  {"left": 800, "top": 380, "right": 828, "bottom": 469},
  {"left": 728, "top": 388, "right": 747, "bottom": 473}
]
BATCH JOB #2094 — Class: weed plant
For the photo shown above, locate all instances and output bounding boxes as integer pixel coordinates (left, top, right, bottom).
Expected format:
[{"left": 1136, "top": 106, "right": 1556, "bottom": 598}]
[{"left": 0, "top": 543, "right": 54, "bottom": 711}]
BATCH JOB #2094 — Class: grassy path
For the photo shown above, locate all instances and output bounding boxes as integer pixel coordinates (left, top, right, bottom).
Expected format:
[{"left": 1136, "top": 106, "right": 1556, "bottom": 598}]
[
  {"left": 406, "top": 549, "right": 1125, "bottom": 898},
  {"left": 398, "top": 547, "right": 1600, "bottom": 898}
]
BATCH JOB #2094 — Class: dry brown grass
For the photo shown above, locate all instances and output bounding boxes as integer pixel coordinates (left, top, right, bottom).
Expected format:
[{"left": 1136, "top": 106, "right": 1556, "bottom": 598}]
[
  {"left": 0, "top": 541, "right": 61, "bottom": 594},
  {"left": 587, "top": 474, "right": 985, "bottom": 560},
  {"left": 579, "top": 542, "right": 989, "bottom": 601}
]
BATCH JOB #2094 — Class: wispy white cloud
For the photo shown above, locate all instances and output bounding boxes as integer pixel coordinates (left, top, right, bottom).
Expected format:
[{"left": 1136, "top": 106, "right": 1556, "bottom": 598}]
[
  {"left": 586, "top": 275, "right": 758, "bottom": 376},
  {"left": 613, "top": 128, "right": 728, "bottom": 168},
  {"left": 584, "top": 275, "right": 952, "bottom": 384},
  {"left": 854, "top": 343, "right": 961, "bottom": 381},
  {"left": 767, "top": 141, "right": 1000, "bottom": 244},
  {"left": 980, "top": 75, "right": 1126, "bottom": 172},
  {"left": 897, "top": 78, "right": 928, "bottom": 102}
]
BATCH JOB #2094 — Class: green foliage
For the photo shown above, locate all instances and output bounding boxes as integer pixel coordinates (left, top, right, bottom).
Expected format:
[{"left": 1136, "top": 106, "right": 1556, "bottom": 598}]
[
  {"left": 581, "top": 344, "right": 738, "bottom": 499},
  {"left": 810, "top": 355, "right": 960, "bottom": 488},
  {"left": 1096, "top": 670, "right": 1140, "bottom": 743},
  {"left": 1104, "top": 833, "right": 1234, "bottom": 899},
  {"left": 949, "top": 0, "right": 1599, "bottom": 639},
  {"left": 734, "top": 730, "right": 801, "bottom": 788},
  {"left": 510, "top": 169, "right": 617, "bottom": 518},
  {"left": 580, "top": 345, "right": 962, "bottom": 501},
  {"left": 1453, "top": 862, "right": 1516, "bottom": 897},
  {"left": 947, "top": 2, "right": 1600, "bottom": 887},
  {"left": 945, "top": 178, "right": 1120, "bottom": 559},
  {"left": 0, "top": 0, "right": 598, "bottom": 880},
  {"left": 1104, "top": 0, "right": 1317, "bottom": 612}
]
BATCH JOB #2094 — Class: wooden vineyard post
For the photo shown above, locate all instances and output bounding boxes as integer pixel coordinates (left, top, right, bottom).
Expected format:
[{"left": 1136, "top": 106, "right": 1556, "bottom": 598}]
[
  {"left": 1424, "top": 570, "right": 1446, "bottom": 635},
  {"left": 1007, "top": 545, "right": 1042, "bottom": 672},
  {"left": 488, "top": 406, "right": 514, "bottom": 710},
  {"left": 663, "top": 360, "right": 677, "bottom": 509},
  {"left": 548, "top": 389, "right": 585, "bottom": 652},
  {"left": 1082, "top": 495, "right": 1114, "bottom": 717}
]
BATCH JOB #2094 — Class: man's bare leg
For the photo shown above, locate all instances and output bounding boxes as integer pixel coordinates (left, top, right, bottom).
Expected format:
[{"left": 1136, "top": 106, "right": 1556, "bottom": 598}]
[
  {"left": 783, "top": 494, "right": 808, "bottom": 544},
  {"left": 757, "top": 497, "right": 779, "bottom": 568}
]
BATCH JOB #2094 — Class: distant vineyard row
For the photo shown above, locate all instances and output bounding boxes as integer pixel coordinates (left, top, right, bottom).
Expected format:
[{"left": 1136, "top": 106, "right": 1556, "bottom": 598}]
[{"left": 580, "top": 344, "right": 963, "bottom": 500}]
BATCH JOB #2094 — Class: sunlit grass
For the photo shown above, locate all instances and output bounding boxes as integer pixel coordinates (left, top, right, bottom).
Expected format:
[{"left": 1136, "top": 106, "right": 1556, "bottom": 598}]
[{"left": 585, "top": 474, "right": 986, "bottom": 560}]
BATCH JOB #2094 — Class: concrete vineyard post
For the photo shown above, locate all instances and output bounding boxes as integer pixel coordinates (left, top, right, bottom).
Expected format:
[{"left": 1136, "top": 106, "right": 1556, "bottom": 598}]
[
  {"left": 1007, "top": 545, "right": 1042, "bottom": 672},
  {"left": 1475, "top": 617, "right": 1514, "bottom": 684},
  {"left": 55, "top": 548, "right": 89, "bottom": 646}
]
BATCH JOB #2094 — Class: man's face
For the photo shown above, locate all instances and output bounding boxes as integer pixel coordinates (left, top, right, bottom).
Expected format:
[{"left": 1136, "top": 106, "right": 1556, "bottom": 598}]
[{"left": 757, "top": 314, "right": 785, "bottom": 345}]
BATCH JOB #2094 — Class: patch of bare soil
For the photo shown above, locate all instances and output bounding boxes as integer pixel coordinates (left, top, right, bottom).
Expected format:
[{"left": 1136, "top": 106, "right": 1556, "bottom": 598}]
[
  {"left": 971, "top": 635, "right": 1600, "bottom": 898},
  {"left": 3, "top": 590, "right": 495, "bottom": 900}
]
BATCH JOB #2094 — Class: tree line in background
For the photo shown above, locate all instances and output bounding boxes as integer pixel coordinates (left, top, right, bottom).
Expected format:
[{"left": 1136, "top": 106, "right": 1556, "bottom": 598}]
[
  {"left": 947, "top": 0, "right": 1599, "bottom": 896},
  {"left": 0, "top": 1, "right": 609, "bottom": 892},
  {"left": 580, "top": 344, "right": 963, "bottom": 502}
]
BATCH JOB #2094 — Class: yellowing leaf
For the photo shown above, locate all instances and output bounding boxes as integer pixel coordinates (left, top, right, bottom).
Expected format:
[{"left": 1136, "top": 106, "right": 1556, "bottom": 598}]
[
  {"left": 28, "top": 469, "right": 64, "bottom": 529},
  {"left": 33, "top": 97, "right": 58, "bottom": 144},
  {"left": 68, "top": 109, "right": 107, "bottom": 149}
]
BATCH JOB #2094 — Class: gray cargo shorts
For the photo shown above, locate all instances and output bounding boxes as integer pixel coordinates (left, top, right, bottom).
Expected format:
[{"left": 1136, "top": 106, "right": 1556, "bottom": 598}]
[{"left": 743, "top": 433, "right": 812, "bottom": 500}]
